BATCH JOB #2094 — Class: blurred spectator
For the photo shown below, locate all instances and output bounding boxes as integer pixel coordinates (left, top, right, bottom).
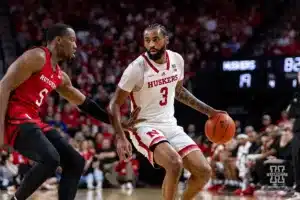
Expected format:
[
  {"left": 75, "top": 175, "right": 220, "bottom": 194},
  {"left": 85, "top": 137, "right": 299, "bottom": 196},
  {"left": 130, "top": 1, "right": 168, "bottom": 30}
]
[
  {"left": 235, "top": 120, "right": 242, "bottom": 135},
  {"left": 195, "top": 136, "right": 212, "bottom": 157},
  {"left": 261, "top": 114, "right": 273, "bottom": 132},
  {"left": 79, "top": 140, "right": 103, "bottom": 190},
  {"left": 186, "top": 124, "right": 197, "bottom": 138},
  {"left": 115, "top": 154, "right": 139, "bottom": 193},
  {"left": 277, "top": 110, "right": 290, "bottom": 125},
  {"left": 0, "top": 153, "right": 18, "bottom": 191},
  {"left": 48, "top": 113, "right": 67, "bottom": 133},
  {"left": 61, "top": 103, "right": 80, "bottom": 135},
  {"left": 96, "top": 139, "right": 117, "bottom": 174}
]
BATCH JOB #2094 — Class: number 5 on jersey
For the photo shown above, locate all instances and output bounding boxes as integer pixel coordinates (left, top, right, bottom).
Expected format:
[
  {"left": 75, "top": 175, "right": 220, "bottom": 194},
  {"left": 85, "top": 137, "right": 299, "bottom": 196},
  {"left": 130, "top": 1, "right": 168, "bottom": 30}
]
[
  {"left": 159, "top": 87, "right": 168, "bottom": 106},
  {"left": 36, "top": 88, "right": 49, "bottom": 107}
]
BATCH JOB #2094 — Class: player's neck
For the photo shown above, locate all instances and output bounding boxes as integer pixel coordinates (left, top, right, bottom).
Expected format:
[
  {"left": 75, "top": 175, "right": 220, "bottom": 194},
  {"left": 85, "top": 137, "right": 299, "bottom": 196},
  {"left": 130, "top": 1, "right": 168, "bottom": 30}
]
[{"left": 46, "top": 44, "right": 60, "bottom": 67}]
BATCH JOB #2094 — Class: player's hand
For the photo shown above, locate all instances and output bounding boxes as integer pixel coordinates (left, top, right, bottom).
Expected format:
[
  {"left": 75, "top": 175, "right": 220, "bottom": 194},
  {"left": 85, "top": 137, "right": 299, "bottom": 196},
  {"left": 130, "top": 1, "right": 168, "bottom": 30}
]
[
  {"left": 121, "top": 107, "right": 146, "bottom": 132},
  {"left": 115, "top": 136, "right": 132, "bottom": 161},
  {"left": 208, "top": 109, "right": 228, "bottom": 118},
  {"left": 298, "top": 72, "right": 300, "bottom": 84}
]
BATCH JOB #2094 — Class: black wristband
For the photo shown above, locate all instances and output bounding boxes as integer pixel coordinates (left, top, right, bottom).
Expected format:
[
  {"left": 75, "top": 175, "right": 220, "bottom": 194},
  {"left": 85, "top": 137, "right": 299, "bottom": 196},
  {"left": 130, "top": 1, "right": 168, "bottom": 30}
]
[{"left": 78, "top": 98, "right": 110, "bottom": 124}]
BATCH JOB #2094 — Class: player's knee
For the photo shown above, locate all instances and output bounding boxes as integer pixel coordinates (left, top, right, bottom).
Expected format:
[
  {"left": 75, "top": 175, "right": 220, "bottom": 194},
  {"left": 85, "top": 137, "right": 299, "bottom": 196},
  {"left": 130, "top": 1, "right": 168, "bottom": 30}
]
[
  {"left": 194, "top": 163, "right": 212, "bottom": 181},
  {"left": 166, "top": 155, "right": 183, "bottom": 175}
]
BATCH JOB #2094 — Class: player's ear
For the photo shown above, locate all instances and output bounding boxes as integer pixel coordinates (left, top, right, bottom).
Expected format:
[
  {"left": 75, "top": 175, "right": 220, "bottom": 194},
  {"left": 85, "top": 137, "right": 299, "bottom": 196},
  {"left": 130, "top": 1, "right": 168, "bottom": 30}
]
[
  {"left": 165, "top": 36, "right": 169, "bottom": 45},
  {"left": 56, "top": 36, "right": 62, "bottom": 44}
]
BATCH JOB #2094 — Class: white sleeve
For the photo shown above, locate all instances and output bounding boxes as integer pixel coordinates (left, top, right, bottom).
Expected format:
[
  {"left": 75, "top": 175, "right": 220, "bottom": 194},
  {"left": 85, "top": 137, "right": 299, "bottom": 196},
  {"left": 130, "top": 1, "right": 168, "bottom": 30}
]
[
  {"left": 118, "top": 63, "right": 143, "bottom": 92},
  {"left": 178, "top": 54, "right": 185, "bottom": 81}
]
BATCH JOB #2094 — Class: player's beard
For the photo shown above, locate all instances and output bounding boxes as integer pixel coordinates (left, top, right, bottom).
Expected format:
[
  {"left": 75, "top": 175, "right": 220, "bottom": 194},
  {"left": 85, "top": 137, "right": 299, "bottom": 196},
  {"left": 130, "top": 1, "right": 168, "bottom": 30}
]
[{"left": 147, "top": 46, "right": 166, "bottom": 61}]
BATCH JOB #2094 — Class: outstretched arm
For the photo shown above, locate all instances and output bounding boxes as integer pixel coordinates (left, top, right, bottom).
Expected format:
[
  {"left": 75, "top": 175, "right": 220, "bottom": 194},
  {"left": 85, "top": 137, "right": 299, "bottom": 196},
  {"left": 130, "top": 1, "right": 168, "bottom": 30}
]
[
  {"left": 175, "top": 80, "right": 216, "bottom": 117},
  {"left": 56, "top": 72, "right": 110, "bottom": 123}
]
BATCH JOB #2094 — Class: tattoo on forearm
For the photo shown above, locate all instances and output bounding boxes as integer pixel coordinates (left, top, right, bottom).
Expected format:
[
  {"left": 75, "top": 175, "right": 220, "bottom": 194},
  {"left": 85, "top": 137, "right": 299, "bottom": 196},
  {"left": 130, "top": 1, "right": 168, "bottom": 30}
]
[{"left": 175, "top": 86, "right": 212, "bottom": 115}]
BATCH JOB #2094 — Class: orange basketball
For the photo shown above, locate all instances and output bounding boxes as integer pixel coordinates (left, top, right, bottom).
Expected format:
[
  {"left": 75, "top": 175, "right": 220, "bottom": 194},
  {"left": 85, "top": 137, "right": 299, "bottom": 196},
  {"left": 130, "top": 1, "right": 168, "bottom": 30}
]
[{"left": 205, "top": 113, "right": 235, "bottom": 144}]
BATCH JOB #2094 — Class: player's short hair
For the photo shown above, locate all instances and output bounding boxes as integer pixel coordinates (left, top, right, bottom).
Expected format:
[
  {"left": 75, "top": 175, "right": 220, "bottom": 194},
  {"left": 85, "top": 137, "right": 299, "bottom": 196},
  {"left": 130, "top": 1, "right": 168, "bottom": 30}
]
[
  {"left": 144, "top": 23, "right": 168, "bottom": 37},
  {"left": 45, "top": 23, "right": 72, "bottom": 43}
]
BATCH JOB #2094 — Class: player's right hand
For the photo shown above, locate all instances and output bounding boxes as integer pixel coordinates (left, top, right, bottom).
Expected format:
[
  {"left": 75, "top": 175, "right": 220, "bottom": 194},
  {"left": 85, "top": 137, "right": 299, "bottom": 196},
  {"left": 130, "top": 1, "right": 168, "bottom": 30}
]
[
  {"left": 115, "top": 136, "right": 132, "bottom": 161},
  {"left": 121, "top": 107, "right": 146, "bottom": 132}
]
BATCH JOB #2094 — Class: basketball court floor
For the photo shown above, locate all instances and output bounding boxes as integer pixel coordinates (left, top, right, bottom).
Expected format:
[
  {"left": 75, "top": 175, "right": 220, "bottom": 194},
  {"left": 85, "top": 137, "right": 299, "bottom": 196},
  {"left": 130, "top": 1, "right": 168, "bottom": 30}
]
[{"left": 0, "top": 189, "right": 258, "bottom": 200}]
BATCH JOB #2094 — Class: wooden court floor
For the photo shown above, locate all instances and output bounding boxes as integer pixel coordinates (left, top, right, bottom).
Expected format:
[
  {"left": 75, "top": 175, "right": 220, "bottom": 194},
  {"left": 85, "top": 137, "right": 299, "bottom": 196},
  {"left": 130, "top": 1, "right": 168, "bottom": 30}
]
[{"left": 0, "top": 189, "right": 257, "bottom": 200}]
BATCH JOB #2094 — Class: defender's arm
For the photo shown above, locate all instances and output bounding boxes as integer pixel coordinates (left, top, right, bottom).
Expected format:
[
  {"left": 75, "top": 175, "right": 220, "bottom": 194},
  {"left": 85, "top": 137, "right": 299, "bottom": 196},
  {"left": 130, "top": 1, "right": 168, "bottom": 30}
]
[{"left": 56, "top": 72, "right": 110, "bottom": 123}]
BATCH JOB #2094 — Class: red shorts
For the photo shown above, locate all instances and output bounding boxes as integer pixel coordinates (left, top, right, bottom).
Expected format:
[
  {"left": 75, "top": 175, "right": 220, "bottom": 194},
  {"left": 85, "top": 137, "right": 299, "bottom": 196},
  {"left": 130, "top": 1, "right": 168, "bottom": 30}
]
[{"left": 5, "top": 113, "right": 51, "bottom": 146}]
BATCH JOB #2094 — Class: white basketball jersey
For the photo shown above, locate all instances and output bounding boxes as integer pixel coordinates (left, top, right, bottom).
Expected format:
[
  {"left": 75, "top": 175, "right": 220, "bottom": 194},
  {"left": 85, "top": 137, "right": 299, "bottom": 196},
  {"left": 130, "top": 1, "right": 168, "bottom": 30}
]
[{"left": 118, "top": 50, "right": 184, "bottom": 126}]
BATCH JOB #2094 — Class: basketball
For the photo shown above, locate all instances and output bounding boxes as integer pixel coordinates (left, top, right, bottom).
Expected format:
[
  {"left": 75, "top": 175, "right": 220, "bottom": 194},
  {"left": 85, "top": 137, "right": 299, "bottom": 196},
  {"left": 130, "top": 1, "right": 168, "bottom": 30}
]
[{"left": 205, "top": 113, "right": 235, "bottom": 144}]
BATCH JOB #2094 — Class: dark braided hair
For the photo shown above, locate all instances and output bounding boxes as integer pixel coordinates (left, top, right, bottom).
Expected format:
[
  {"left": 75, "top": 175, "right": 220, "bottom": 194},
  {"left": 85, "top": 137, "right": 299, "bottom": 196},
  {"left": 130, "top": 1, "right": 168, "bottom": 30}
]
[{"left": 144, "top": 23, "right": 168, "bottom": 37}]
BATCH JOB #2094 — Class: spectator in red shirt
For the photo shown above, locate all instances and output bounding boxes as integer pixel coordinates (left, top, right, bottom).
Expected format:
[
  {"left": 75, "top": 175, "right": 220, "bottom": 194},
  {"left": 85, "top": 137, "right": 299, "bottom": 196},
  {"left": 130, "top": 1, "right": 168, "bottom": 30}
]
[
  {"left": 115, "top": 154, "right": 139, "bottom": 193},
  {"left": 79, "top": 140, "right": 103, "bottom": 190},
  {"left": 95, "top": 133, "right": 104, "bottom": 150},
  {"left": 61, "top": 103, "right": 80, "bottom": 135},
  {"left": 277, "top": 110, "right": 290, "bottom": 125}
]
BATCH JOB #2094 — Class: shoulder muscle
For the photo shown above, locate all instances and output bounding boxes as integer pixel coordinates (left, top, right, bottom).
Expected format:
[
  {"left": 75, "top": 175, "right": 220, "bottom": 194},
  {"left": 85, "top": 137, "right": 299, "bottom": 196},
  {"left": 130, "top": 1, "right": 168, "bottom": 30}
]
[
  {"left": 118, "top": 60, "right": 143, "bottom": 92},
  {"left": 0, "top": 48, "right": 46, "bottom": 91}
]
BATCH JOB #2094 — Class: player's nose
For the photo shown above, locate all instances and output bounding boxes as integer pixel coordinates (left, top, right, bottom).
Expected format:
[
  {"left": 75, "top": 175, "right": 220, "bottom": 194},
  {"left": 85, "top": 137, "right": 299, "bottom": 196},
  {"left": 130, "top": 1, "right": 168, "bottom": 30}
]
[
  {"left": 73, "top": 42, "right": 77, "bottom": 50},
  {"left": 149, "top": 41, "right": 155, "bottom": 47}
]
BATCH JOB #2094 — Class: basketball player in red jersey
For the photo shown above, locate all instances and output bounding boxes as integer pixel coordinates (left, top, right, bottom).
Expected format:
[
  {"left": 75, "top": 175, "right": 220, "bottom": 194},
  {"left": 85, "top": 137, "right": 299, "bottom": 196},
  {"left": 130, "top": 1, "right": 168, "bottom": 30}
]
[
  {"left": 109, "top": 24, "right": 226, "bottom": 200},
  {"left": 0, "top": 23, "right": 142, "bottom": 200}
]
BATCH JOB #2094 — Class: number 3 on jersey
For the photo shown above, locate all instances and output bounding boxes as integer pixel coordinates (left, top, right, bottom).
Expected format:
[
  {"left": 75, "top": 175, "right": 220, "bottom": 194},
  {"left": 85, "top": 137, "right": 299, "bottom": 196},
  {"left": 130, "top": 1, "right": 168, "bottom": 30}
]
[
  {"left": 36, "top": 88, "right": 49, "bottom": 107},
  {"left": 159, "top": 87, "right": 168, "bottom": 106}
]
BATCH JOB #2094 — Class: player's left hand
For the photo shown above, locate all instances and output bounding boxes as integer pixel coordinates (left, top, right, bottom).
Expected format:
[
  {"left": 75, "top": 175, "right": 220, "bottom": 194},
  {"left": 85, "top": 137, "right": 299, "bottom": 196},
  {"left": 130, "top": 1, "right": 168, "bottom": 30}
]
[
  {"left": 208, "top": 109, "right": 228, "bottom": 118},
  {"left": 121, "top": 107, "right": 146, "bottom": 131}
]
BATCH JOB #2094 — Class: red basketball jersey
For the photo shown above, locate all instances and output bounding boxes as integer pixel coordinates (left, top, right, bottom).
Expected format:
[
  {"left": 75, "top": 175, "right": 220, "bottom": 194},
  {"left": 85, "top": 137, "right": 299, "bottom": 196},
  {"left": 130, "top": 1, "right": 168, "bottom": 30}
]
[
  {"left": 7, "top": 47, "right": 63, "bottom": 119},
  {"left": 5, "top": 47, "right": 63, "bottom": 145}
]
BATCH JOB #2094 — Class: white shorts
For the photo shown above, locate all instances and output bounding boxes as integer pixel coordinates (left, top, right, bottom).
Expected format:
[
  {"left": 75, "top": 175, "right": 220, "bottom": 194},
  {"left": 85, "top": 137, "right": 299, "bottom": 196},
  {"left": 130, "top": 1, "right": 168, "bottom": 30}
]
[{"left": 128, "top": 124, "right": 200, "bottom": 166}]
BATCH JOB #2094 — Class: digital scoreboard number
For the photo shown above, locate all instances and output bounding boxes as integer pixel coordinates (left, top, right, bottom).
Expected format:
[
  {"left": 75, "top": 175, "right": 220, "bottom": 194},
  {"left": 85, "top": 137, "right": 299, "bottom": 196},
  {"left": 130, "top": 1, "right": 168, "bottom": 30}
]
[
  {"left": 283, "top": 57, "right": 300, "bottom": 73},
  {"left": 269, "top": 57, "right": 300, "bottom": 89},
  {"left": 222, "top": 60, "right": 258, "bottom": 89}
]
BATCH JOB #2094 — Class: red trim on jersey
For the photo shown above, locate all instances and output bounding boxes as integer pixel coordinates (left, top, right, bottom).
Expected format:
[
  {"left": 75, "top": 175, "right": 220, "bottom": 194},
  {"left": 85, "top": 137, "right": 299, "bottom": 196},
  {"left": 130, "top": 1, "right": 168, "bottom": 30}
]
[
  {"left": 165, "top": 52, "right": 170, "bottom": 70},
  {"left": 178, "top": 144, "right": 200, "bottom": 158},
  {"left": 131, "top": 131, "right": 153, "bottom": 164},
  {"left": 142, "top": 54, "right": 159, "bottom": 73},
  {"left": 129, "top": 92, "right": 137, "bottom": 109},
  {"left": 142, "top": 52, "right": 170, "bottom": 73}
]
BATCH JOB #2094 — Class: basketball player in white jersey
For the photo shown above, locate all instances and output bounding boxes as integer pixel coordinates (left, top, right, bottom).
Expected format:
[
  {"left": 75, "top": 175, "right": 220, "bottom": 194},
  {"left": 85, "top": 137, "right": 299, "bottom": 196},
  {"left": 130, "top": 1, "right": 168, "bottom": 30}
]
[{"left": 108, "top": 24, "right": 226, "bottom": 200}]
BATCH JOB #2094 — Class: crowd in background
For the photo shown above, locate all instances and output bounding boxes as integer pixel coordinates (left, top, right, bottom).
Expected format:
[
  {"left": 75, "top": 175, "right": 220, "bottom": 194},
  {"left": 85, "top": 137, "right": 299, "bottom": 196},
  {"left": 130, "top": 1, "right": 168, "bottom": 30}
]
[{"left": 0, "top": 0, "right": 299, "bottom": 197}]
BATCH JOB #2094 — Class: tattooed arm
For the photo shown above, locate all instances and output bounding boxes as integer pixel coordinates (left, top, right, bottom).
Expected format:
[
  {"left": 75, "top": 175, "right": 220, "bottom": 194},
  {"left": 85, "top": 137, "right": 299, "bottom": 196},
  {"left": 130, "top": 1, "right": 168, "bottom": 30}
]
[{"left": 175, "top": 80, "right": 217, "bottom": 117}]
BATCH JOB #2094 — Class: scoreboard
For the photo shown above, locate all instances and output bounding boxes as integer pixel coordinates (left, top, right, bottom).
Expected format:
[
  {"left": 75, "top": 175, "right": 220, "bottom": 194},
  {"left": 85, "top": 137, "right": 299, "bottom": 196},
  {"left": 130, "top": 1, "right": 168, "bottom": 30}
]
[{"left": 217, "top": 56, "right": 300, "bottom": 91}]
